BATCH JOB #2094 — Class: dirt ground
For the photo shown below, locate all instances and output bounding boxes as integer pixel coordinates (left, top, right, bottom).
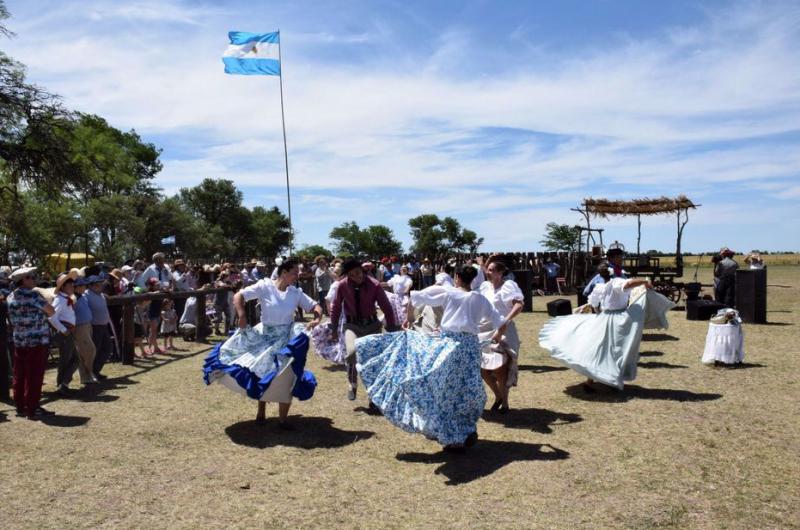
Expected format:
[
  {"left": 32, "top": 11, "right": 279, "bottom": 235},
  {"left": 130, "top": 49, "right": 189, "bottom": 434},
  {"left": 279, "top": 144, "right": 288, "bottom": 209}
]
[{"left": 1, "top": 267, "right": 798, "bottom": 529}]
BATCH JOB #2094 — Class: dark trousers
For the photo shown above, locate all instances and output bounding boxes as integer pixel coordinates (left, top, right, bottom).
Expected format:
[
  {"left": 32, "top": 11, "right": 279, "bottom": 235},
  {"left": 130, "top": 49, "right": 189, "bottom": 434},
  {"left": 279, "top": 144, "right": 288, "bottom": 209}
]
[
  {"left": 55, "top": 333, "right": 78, "bottom": 387},
  {"left": 422, "top": 275, "right": 434, "bottom": 288},
  {"left": 715, "top": 275, "right": 736, "bottom": 307},
  {"left": 92, "top": 324, "right": 113, "bottom": 375},
  {"left": 343, "top": 320, "right": 384, "bottom": 387},
  {"left": 13, "top": 345, "right": 48, "bottom": 416}
]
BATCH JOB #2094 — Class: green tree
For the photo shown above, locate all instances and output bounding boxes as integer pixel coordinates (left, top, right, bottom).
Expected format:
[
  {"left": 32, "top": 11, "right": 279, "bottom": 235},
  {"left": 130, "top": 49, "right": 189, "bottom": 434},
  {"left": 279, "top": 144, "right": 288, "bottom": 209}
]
[
  {"left": 362, "top": 224, "right": 402, "bottom": 257},
  {"left": 409, "top": 214, "right": 482, "bottom": 255},
  {"left": 539, "top": 222, "right": 580, "bottom": 251},
  {"left": 296, "top": 244, "right": 333, "bottom": 262},
  {"left": 247, "top": 206, "right": 291, "bottom": 259},
  {"left": 329, "top": 221, "right": 366, "bottom": 256}
]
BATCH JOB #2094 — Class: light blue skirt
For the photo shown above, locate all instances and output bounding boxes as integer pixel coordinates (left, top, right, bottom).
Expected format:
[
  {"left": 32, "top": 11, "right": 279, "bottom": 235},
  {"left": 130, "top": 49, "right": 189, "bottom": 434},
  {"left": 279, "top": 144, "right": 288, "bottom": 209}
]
[
  {"left": 356, "top": 330, "right": 485, "bottom": 446},
  {"left": 539, "top": 290, "right": 674, "bottom": 389}
]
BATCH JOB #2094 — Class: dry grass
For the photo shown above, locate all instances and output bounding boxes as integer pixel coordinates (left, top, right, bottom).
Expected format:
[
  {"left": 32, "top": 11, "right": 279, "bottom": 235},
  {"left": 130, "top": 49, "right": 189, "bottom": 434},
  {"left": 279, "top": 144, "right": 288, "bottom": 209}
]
[
  {"left": 654, "top": 255, "right": 800, "bottom": 268},
  {"left": 1, "top": 267, "right": 799, "bottom": 529}
]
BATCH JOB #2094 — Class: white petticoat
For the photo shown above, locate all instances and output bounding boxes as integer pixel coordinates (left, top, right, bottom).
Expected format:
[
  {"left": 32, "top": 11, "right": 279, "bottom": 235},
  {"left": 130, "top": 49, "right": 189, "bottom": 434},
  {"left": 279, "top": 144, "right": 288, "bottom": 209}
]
[{"left": 702, "top": 322, "right": 745, "bottom": 365}]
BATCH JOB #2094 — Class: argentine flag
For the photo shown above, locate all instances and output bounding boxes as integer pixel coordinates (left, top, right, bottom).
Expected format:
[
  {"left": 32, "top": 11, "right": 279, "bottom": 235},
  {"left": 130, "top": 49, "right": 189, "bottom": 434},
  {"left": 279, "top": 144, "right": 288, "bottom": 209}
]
[{"left": 223, "top": 31, "right": 280, "bottom": 76}]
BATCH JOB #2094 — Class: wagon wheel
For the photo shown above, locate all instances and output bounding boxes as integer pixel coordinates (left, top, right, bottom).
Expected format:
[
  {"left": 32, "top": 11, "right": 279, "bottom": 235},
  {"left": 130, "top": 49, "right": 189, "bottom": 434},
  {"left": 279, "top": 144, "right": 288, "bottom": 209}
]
[{"left": 653, "top": 282, "right": 682, "bottom": 304}]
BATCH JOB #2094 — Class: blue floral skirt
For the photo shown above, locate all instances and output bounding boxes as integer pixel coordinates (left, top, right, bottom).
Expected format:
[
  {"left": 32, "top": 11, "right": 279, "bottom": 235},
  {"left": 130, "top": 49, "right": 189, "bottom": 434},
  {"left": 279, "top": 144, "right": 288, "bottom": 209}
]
[
  {"left": 356, "top": 330, "right": 485, "bottom": 446},
  {"left": 203, "top": 323, "right": 316, "bottom": 402}
]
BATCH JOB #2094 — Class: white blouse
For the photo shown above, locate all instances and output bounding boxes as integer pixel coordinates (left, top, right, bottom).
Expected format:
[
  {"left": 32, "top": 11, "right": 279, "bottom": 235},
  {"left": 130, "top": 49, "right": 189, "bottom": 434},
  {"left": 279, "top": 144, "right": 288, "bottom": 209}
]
[
  {"left": 479, "top": 280, "right": 524, "bottom": 316},
  {"left": 470, "top": 266, "right": 485, "bottom": 291},
  {"left": 410, "top": 285, "right": 504, "bottom": 334},
  {"left": 588, "top": 277, "right": 631, "bottom": 311},
  {"left": 50, "top": 293, "right": 76, "bottom": 333},
  {"left": 434, "top": 272, "right": 454, "bottom": 287},
  {"left": 388, "top": 274, "right": 413, "bottom": 297},
  {"left": 241, "top": 279, "right": 317, "bottom": 326}
]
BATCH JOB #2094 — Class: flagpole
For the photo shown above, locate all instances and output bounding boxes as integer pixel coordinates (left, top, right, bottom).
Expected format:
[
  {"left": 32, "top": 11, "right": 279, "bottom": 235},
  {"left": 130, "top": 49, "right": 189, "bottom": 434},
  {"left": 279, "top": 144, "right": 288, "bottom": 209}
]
[{"left": 277, "top": 30, "right": 293, "bottom": 255}]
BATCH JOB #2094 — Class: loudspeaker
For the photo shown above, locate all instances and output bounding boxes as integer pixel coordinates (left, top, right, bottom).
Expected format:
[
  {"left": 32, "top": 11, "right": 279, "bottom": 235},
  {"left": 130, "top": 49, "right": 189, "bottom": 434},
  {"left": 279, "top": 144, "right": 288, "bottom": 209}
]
[
  {"left": 547, "top": 298, "right": 572, "bottom": 317},
  {"left": 686, "top": 299, "right": 725, "bottom": 321},
  {"left": 735, "top": 269, "right": 767, "bottom": 323}
]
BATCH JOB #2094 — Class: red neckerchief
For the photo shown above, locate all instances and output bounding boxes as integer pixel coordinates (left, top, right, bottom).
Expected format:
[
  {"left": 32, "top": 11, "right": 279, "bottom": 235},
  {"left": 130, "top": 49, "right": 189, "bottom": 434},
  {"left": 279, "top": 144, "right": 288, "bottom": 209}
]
[{"left": 60, "top": 293, "right": 74, "bottom": 307}]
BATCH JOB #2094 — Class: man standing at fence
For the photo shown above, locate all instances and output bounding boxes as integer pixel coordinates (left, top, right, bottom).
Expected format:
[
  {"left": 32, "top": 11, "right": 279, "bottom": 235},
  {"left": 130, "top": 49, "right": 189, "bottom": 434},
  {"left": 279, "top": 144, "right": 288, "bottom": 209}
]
[
  {"left": 330, "top": 259, "right": 399, "bottom": 403},
  {"left": 86, "top": 276, "right": 112, "bottom": 380},
  {"left": 7, "top": 267, "right": 57, "bottom": 419}
]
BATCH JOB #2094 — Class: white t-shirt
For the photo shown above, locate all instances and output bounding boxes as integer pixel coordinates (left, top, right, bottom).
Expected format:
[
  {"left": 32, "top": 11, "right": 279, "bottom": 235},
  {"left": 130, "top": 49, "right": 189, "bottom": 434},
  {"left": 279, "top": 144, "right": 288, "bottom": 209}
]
[
  {"left": 50, "top": 293, "right": 76, "bottom": 333},
  {"left": 434, "top": 272, "right": 454, "bottom": 287},
  {"left": 241, "top": 279, "right": 317, "bottom": 326},
  {"left": 479, "top": 280, "right": 524, "bottom": 316},
  {"left": 588, "top": 277, "right": 631, "bottom": 311},
  {"left": 410, "top": 285, "right": 504, "bottom": 334},
  {"left": 388, "top": 274, "right": 413, "bottom": 297}
]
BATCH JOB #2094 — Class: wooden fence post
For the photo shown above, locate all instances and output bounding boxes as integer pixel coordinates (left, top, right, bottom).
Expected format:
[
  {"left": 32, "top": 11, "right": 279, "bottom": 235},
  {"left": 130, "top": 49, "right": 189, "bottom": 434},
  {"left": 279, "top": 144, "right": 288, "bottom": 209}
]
[{"left": 121, "top": 303, "right": 135, "bottom": 365}]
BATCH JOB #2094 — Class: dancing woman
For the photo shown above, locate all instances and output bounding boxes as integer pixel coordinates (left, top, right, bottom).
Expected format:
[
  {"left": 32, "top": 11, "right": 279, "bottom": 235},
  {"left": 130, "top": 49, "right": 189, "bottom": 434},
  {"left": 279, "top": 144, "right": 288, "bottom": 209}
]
[
  {"left": 539, "top": 274, "right": 674, "bottom": 391},
  {"left": 479, "top": 259, "right": 524, "bottom": 413},
  {"left": 356, "top": 266, "right": 506, "bottom": 452},
  {"left": 384, "top": 264, "right": 413, "bottom": 323},
  {"left": 203, "top": 259, "right": 322, "bottom": 429}
]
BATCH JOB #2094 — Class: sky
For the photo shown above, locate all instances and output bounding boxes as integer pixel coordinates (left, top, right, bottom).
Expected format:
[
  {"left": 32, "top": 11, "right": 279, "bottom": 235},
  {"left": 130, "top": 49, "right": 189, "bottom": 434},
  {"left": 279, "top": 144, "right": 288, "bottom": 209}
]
[{"left": 3, "top": 0, "right": 800, "bottom": 254}]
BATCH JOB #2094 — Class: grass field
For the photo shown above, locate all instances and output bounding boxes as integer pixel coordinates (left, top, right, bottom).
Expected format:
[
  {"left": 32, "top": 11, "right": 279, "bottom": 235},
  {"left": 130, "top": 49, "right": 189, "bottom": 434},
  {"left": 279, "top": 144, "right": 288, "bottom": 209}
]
[
  {"left": 645, "top": 254, "right": 800, "bottom": 268},
  {"left": 1, "top": 267, "right": 798, "bottom": 529}
]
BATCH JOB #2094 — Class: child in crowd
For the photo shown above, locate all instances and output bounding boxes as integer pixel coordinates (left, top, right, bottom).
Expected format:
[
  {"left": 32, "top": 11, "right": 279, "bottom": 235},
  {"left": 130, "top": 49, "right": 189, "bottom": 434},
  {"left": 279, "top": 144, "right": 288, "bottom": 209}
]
[{"left": 161, "top": 298, "right": 178, "bottom": 350}]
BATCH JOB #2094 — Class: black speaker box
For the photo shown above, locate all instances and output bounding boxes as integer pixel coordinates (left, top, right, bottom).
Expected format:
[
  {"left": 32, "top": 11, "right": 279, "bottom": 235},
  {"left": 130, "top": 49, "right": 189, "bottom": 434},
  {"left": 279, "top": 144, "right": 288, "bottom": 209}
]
[
  {"left": 686, "top": 299, "right": 725, "bottom": 321},
  {"left": 735, "top": 269, "right": 767, "bottom": 323},
  {"left": 547, "top": 298, "right": 572, "bottom": 317}
]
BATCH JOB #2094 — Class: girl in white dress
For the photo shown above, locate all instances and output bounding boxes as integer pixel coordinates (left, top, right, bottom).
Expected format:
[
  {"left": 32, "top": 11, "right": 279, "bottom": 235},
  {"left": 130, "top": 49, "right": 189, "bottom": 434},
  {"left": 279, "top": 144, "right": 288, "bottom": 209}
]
[
  {"left": 384, "top": 265, "right": 413, "bottom": 323},
  {"left": 478, "top": 259, "right": 524, "bottom": 412}
]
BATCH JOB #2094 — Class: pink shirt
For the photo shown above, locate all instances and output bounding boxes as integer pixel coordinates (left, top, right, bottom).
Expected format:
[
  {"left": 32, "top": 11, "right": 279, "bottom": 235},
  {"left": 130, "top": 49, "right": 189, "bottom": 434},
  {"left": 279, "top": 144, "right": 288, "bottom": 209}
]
[{"left": 330, "top": 276, "right": 397, "bottom": 330}]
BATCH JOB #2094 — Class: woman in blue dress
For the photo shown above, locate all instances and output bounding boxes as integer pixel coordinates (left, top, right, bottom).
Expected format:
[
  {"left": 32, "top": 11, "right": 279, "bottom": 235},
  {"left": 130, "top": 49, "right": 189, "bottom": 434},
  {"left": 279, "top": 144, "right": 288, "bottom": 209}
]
[
  {"left": 203, "top": 259, "right": 322, "bottom": 429},
  {"left": 356, "top": 266, "right": 506, "bottom": 452}
]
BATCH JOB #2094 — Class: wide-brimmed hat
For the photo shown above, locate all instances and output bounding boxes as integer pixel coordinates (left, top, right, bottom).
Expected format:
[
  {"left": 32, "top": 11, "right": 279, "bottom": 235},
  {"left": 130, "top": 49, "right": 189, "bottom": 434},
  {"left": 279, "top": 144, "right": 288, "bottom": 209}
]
[
  {"left": 361, "top": 261, "right": 375, "bottom": 271},
  {"left": 55, "top": 269, "right": 79, "bottom": 292},
  {"left": 121, "top": 265, "right": 134, "bottom": 273},
  {"left": 255, "top": 260, "right": 266, "bottom": 267},
  {"left": 85, "top": 275, "right": 104, "bottom": 285},
  {"left": 720, "top": 247, "right": 735, "bottom": 257},
  {"left": 108, "top": 268, "right": 124, "bottom": 281},
  {"left": 74, "top": 276, "right": 91, "bottom": 287},
  {"left": 10, "top": 266, "right": 38, "bottom": 282},
  {"left": 173, "top": 259, "right": 186, "bottom": 267}
]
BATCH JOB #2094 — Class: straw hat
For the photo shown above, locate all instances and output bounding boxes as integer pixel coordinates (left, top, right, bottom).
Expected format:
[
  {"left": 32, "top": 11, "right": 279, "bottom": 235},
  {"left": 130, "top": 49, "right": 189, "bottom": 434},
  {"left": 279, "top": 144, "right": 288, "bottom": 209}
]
[
  {"left": 108, "top": 268, "right": 124, "bottom": 281},
  {"left": 256, "top": 260, "right": 267, "bottom": 268},
  {"left": 55, "top": 269, "right": 79, "bottom": 292}
]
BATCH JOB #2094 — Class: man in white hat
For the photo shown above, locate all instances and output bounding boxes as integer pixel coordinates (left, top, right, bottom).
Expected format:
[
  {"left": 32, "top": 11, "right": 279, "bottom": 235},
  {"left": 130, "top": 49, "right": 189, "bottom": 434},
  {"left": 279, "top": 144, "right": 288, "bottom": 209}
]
[
  {"left": 51, "top": 270, "right": 80, "bottom": 395},
  {"left": 6, "top": 267, "right": 58, "bottom": 419}
]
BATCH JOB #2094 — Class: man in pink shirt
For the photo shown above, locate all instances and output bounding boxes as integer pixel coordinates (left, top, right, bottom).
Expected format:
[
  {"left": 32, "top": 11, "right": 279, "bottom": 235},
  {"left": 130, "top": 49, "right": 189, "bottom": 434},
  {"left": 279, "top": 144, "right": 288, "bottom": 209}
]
[{"left": 331, "top": 259, "right": 398, "bottom": 402}]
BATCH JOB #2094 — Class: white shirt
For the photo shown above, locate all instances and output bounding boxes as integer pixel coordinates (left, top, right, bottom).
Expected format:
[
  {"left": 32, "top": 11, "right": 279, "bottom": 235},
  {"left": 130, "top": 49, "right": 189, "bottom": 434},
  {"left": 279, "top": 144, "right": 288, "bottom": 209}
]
[
  {"left": 470, "top": 266, "right": 485, "bottom": 291},
  {"left": 139, "top": 263, "right": 172, "bottom": 288},
  {"left": 172, "top": 270, "right": 190, "bottom": 291},
  {"left": 180, "top": 297, "right": 197, "bottom": 325},
  {"left": 479, "top": 280, "right": 524, "bottom": 316},
  {"left": 270, "top": 267, "right": 279, "bottom": 280},
  {"left": 50, "top": 293, "right": 76, "bottom": 333},
  {"left": 388, "top": 274, "right": 413, "bottom": 297},
  {"left": 588, "top": 277, "right": 631, "bottom": 311},
  {"left": 410, "top": 285, "right": 504, "bottom": 334},
  {"left": 435, "top": 272, "right": 454, "bottom": 287},
  {"left": 241, "top": 278, "right": 317, "bottom": 326},
  {"left": 325, "top": 281, "right": 340, "bottom": 304}
]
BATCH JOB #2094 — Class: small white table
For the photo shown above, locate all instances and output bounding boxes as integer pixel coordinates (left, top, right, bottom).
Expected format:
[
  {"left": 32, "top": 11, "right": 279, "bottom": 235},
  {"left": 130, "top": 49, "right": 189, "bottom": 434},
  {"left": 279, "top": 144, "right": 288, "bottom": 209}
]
[{"left": 702, "top": 322, "right": 745, "bottom": 365}]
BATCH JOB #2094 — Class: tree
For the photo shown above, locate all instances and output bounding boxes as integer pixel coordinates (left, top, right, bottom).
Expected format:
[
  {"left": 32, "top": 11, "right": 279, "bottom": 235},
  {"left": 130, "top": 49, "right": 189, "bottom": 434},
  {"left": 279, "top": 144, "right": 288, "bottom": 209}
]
[
  {"left": 296, "top": 244, "right": 333, "bottom": 262},
  {"left": 409, "top": 214, "right": 483, "bottom": 255},
  {"left": 362, "top": 225, "right": 402, "bottom": 257},
  {"left": 329, "top": 221, "right": 366, "bottom": 256},
  {"left": 247, "top": 206, "right": 291, "bottom": 259},
  {"left": 539, "top": 222, "right": 580, "bottom": 252}
]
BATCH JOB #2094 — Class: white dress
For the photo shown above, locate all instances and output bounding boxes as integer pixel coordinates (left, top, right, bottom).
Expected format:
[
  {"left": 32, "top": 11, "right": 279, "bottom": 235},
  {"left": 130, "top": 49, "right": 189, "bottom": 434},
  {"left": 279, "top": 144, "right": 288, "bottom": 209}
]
[
  {"left": 478, "top": 280, "right": 523, "bottom": 386},
  {"left": 387, "top": 274, "right": 413, "bottom": 322}
]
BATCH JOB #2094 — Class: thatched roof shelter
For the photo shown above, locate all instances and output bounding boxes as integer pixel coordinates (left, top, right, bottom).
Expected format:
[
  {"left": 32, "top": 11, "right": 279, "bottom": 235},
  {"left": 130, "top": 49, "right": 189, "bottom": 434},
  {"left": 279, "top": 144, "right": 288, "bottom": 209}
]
[{"left": 582, "top": 195, "right": 697, "bottom": 217}]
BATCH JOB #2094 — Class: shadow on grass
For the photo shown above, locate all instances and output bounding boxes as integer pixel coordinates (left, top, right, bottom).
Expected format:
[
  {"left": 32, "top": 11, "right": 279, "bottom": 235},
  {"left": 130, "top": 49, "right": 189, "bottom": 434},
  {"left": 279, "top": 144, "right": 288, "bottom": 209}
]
[
  {"left": 353, "top": 405, "right": 383, "bottom": 416},
  {"left": 641, "top": 333, "right": 679, "bottom": 342},
  {"left": 517, "top": 364, "right": 568, "bottom": 374},
  {"left": 639, "top": 350, "right": 664, "bottom": 357},
  {"left": 0, "top": 410, "right": 7, "bottom": 423},
  {"left": 397, "top": 441, "right": 570, "bottom": 485},
  {"left": 38, "top": 415, "right": 90, "bottom": 427},
  {"left": 755, "top": 322, "right": 793, "bottom": 326},
  {"left": 709, "top": 362, "right": 767, "bottom": 369},
  {"left": 481, "top": 407, "right": 582, "bottom": 434},
  {"left": 638, "top": 361, "right": 688, "bottom": 369},
  {"left": 225, "top": 416, "right": 375, "bottom": 449},
  {"left": 322, "top": 364, "right": 347, "bottom": 372},
  {"left": 564, "top": 383, "right": 722, "bottom": 403}
]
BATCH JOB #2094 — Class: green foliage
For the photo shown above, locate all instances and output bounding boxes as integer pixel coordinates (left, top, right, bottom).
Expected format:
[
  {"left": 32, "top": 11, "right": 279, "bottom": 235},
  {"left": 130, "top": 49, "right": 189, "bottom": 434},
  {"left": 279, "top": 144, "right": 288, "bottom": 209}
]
[
  {"left": 296, "top": 244, "right": 333, "bottom": 262},
  {"left": 539, "top": 222, "right": 580, "bottom": 252},
  {"left": 408, "top": 214, "right": 483, "bottom": 255},
  {"left": 329, "top": 222, "right": 402, "bottom": 258}
]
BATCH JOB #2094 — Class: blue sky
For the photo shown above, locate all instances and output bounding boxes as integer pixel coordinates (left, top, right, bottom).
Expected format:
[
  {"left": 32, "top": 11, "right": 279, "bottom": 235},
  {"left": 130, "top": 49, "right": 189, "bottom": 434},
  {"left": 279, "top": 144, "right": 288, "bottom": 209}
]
[{"left": 4, "top": 0, "right": 800, "bottom": 253}]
